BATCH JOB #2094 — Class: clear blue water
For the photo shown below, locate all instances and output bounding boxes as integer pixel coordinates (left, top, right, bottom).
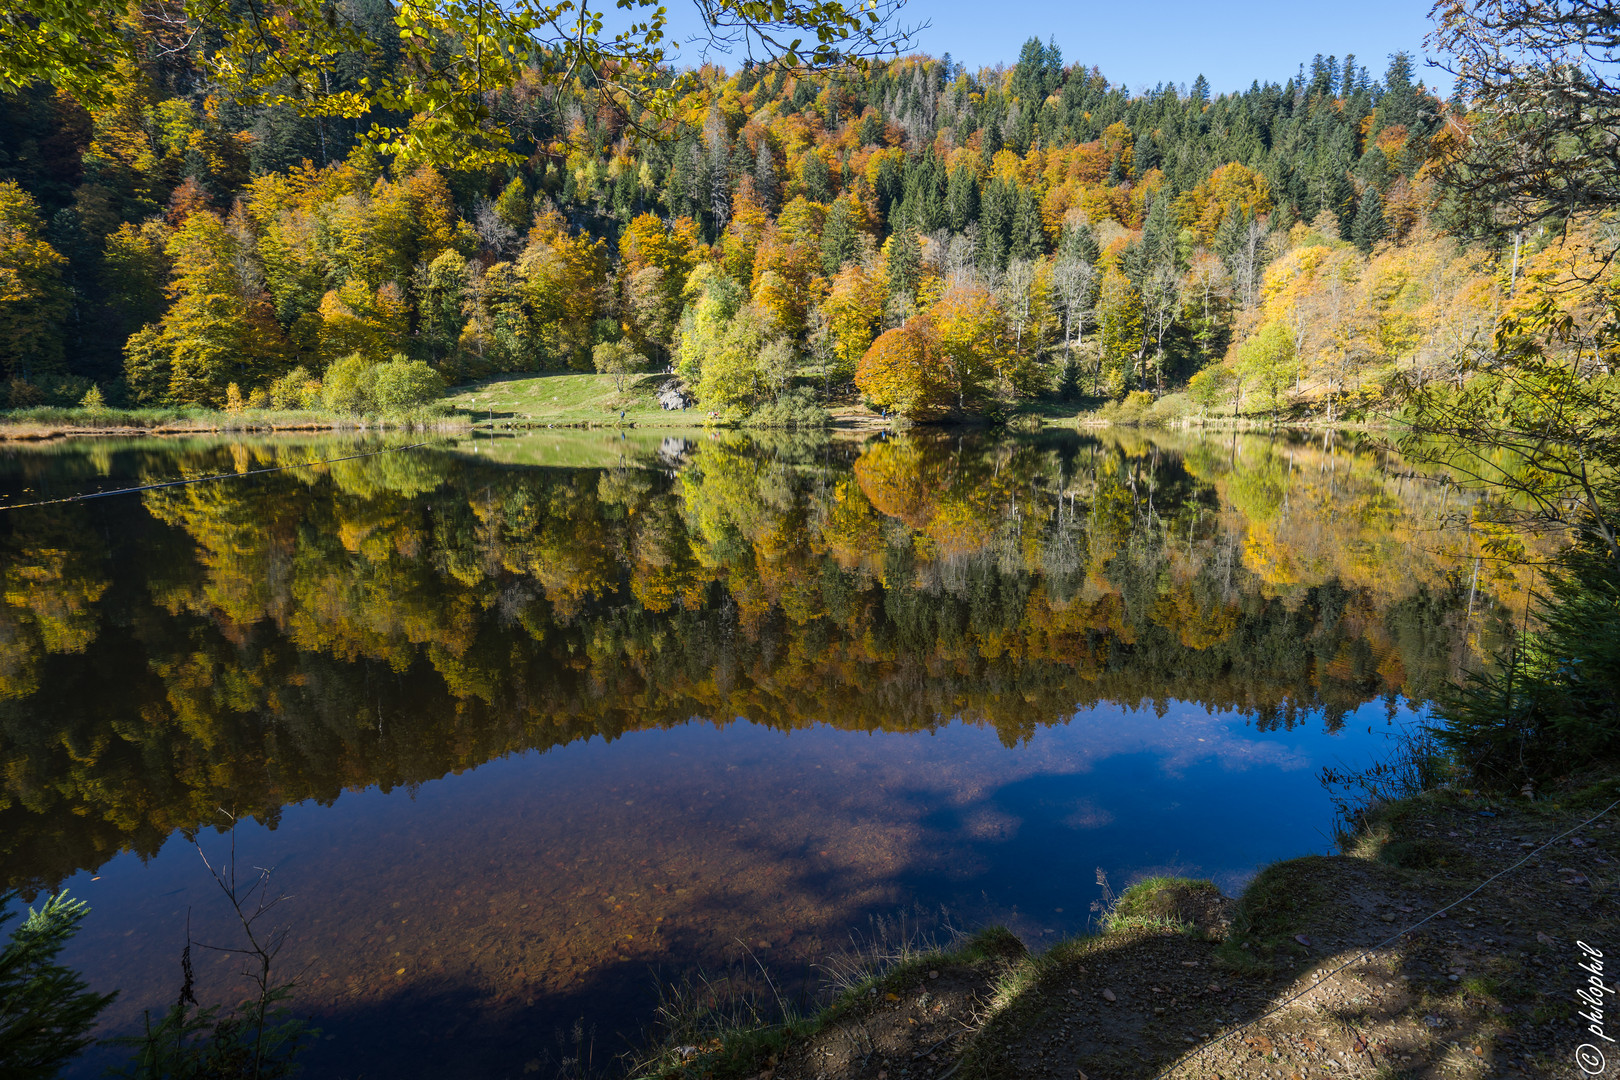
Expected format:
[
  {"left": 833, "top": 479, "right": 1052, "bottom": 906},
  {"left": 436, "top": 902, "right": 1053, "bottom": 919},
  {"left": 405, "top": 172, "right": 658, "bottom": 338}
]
[
  {"left": 0, "top": 431, "right": 1471, "bottom": 1079},
  {"left": 56, "top": 700, "right": 1416, "bottom": 1078}
]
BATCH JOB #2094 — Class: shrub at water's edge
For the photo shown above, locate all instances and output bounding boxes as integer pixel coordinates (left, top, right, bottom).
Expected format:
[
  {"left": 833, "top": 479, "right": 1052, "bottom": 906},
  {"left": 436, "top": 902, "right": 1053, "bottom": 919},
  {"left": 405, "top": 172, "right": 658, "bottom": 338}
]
[{"left": 1434, "top": 536, "right": 1620, "bottom": 794}]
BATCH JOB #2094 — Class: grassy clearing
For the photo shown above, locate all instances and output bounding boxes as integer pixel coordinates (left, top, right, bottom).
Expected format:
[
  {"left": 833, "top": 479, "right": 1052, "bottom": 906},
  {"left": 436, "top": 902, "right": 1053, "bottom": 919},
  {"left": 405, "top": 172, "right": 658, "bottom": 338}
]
[
  {"left": 444, "top": 372, "right": 841, "bottom": 429},
  {"left": 443, "top": 371, "right": 682, "bottom": 425},
  {"left": 1211, "top": 856, "right": 1337, "bottom": 976}
]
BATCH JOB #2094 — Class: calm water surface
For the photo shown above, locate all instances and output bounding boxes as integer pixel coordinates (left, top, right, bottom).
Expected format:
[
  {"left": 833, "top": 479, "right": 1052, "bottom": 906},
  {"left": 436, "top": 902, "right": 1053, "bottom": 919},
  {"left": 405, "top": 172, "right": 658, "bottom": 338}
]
[{"left": 0, "top": 429, "right": 1518, "bottom": 1078}]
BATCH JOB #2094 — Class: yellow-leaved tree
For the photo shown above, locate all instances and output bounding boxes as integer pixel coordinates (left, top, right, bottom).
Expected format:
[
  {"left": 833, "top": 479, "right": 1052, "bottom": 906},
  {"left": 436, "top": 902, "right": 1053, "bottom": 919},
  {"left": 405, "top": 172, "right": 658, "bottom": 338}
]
[
  {"left": 820, "top": 264, "right": 883, "bottom": 383},
  {"left": 930, "top": 283, "right": 1011, "bottom": 410},
  {"left": 125, "top": 210, "right": 285, "bottom": 405},
  {"left": 0, "top": 181, "right": 70, "bottom": 378}
]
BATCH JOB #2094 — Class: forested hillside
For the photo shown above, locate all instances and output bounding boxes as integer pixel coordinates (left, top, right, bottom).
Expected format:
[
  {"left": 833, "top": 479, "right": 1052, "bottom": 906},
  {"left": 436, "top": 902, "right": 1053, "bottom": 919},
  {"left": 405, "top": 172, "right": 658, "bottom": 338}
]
[{"left": 0, "top": 31, "right": 1576, "bottom": 418}]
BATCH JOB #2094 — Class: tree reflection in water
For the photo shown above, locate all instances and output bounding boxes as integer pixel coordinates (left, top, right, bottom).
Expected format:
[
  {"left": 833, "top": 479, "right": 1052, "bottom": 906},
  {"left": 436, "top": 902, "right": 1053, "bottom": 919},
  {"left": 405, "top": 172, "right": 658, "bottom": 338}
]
[{"left": 0, "top": 428, "right": 1524, "bottom": 1076}]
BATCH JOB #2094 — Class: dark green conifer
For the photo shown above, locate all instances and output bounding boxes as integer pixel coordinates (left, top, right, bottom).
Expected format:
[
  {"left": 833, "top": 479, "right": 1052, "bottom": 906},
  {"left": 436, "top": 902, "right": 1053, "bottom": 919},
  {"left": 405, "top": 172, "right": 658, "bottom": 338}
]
[
  {"left": 0, "top": 892, "right": 115, "bottom": 1080},
  {"left": 1351, "top": 187, "right": 1387, "bottom": 253}
]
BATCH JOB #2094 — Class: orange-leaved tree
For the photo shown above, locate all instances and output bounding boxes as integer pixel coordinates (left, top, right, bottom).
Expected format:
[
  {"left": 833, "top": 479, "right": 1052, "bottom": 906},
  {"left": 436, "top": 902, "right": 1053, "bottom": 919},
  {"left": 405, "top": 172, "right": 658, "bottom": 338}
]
[{"left": 855, "top": 317, "right": 951, "bottom": 420}]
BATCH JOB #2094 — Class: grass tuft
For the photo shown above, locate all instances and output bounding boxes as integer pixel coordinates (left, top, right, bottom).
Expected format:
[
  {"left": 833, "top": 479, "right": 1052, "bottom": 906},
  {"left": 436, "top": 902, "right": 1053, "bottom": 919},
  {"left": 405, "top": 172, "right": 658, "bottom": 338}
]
[
  {"left": 1103, "top": 876, "right": 1219, "bottom": 935},
  {"left": 1214, "top": 857, "right": 1335, "bottom": 975},
  {"left": 816, "top": 904, "right": 962, "bottom": 997}
]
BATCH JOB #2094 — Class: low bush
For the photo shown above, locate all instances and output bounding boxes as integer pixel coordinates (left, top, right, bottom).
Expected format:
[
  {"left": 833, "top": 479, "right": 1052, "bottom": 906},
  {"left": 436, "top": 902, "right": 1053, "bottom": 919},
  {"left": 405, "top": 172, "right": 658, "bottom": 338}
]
[
  {"left": 322, "top": 354, "right": 448, "bottom": 417},
  {"left": 743, "top": 388, "right": 832, "bottom": 429}
]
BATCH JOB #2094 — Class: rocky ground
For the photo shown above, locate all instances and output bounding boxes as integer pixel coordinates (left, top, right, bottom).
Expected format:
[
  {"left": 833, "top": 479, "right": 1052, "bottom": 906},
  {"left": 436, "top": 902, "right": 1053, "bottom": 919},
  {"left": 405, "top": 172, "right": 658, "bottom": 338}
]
[{"left": 639, "top": 782, "right": 1620, "bottom": 1080}]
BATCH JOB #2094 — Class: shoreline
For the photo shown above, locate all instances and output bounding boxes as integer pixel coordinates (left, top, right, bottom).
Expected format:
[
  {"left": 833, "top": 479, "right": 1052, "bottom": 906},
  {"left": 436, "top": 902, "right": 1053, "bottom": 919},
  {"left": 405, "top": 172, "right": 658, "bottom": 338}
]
[
  {"left": 634, "top": 778, "right": 1614, "bottom": 1080},
  {"left": 0, "top": 411, "right": 1401, "bottom": 443}
]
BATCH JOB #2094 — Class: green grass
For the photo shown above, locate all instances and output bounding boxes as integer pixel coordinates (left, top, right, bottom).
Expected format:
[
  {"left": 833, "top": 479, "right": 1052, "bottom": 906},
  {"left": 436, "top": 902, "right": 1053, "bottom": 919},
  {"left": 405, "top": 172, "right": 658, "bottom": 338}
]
[
  {"left": 0, "top": 405, "right": 344, "bottom": 431},
  {"left": 629, "top": 925, "right": 1025, "bottom": 1080},
  {"left": 1214, "top": 856, "right": 1337, "bottom": 975},
  {"left": 443, "top": 371, "right": 687, "bottom": 425},
  {"left": 0, "top": 405, "right": 462, "bottom": 435},
  {"left": 1104, "top": 875, "right": 1219, "bottom": 933}
]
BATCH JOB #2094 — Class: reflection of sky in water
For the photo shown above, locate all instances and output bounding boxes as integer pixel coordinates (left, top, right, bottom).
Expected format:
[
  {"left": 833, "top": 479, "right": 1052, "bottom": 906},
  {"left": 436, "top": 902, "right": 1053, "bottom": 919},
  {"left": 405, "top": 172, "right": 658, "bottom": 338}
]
[{"left": 59, "top": 698, "right": 1417, "bottom": 1079}]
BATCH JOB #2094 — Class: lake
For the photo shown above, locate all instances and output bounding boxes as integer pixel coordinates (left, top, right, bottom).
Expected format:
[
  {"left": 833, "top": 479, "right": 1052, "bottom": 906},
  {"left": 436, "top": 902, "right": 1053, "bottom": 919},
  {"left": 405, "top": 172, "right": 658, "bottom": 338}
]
[{"left": 0, "top": 428, "right": 1517, "bottom": 1078}]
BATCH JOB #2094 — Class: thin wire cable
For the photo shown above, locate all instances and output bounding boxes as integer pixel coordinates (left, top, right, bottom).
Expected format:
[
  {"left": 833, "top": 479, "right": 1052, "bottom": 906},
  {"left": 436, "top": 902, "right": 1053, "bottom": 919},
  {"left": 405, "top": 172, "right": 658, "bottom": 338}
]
[
  {"left": 1154, "top": 793, "right": 1620, "bottom": 1080},
  {"left": 0, "top": 441, "right": 430, "bottom": 513}
]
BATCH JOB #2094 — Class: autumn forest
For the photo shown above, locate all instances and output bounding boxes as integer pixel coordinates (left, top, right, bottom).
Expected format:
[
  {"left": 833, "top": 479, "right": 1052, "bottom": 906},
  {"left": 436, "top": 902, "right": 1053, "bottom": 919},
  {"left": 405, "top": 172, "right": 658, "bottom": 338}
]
[{"left": 1, "top": 25, "right": 1587, "bottom": 421}]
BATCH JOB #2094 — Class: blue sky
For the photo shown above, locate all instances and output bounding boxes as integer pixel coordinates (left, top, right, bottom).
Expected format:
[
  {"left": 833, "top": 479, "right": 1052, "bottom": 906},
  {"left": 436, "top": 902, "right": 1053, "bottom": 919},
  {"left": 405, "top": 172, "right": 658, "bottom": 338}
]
[{"left": 656, "top": 0, "right": 1448, "bottom": 95}]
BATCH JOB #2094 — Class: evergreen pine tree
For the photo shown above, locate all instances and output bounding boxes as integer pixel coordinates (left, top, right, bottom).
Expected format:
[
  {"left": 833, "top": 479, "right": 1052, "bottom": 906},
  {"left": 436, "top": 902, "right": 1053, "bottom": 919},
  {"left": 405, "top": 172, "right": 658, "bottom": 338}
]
[
  {"left": 883, "top": 227, "right": 922, "bottom": 302},
  {"left": 978, "top": 180, "right": 1013, "bottom": 270},
  {"left": 820, "top": 198, "right": 860, "bottom": 274},
  {"left": 946, "top": 164, "right": 979, "bottom": 232},
  {"left": 1351, "top": 187, "right": 1387, "bottom": 253},
  {"left": 1212, "top": 201, "right": 1248, "bottom": 259},
  {"left": 1060, "top": 221, "right": 1100, "bottom": 264},
  {"left": 872, "top": 153, "right": 903, "bottom": 224},
  {"left": 1011, "top": 37, "right": 1046, "bottom": 103},
  {"left": 979, "top": 121, "right": 1003, "bottom": 171},
  {"left": 1378, "top": 53, "right": 1419, "bottom": 131},
  {"left": 1057, "top": 353, "right": 1080, "bottom": 400},
  {"left": 801, "top": 151, "right": 832, "bottom": 202},
  {"left": 1142, "top": 189, "right": 1179, "bottom": 268},
  {"left": 1010, "top": 187, "right": 1045, "bottom": 260},
  {"left": 1355, "top": 144, "right": 1390, "bottom": 192},
  {"left": 0, "top": 892, "right": 115, "bottom": 1079}
]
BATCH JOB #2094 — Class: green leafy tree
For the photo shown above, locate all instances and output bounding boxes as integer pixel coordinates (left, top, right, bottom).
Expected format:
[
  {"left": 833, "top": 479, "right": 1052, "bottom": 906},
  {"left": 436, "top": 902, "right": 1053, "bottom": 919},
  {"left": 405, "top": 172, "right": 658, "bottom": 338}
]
[
  {"left": 267, "top": 365, "right": 320, "bottom": 409},
  {"left": 6, "top": 0, "right": 913, "bottom": 167},
  {"left": 139, "top": 212, "right": 285, "bottom": 406},
  {"left": 493, "top": 177, "right": 532, "bottom": 232},
  {"left": 99, "top": 221, "right": 170, "bottom": 354},
  {"left": 675, "top": 265, "right": 746, "bottom": 387},
  {"left": 1097, "top": 268, "right": 1144, "bottom": 397},
  {"left": 695, "top": 305, "right": 776, "bottom": 411},
  {"left": 321, "top": 352, "right": 378, "bottom": 414},
  {"left": 1235, "top": 320, "right": 1296, "bottom": 423},
  {"left": 372, "top": 355, "right": 446, "bottom": 412},
  {"left": 1186, "top": 364, "right": 1233, "bottom": 421},
  {"left": 416, "top": 250, "right": 471, "bottom": 370},
  {"left": 592, "top": 340, "right": 648, "bottom": 393}
]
